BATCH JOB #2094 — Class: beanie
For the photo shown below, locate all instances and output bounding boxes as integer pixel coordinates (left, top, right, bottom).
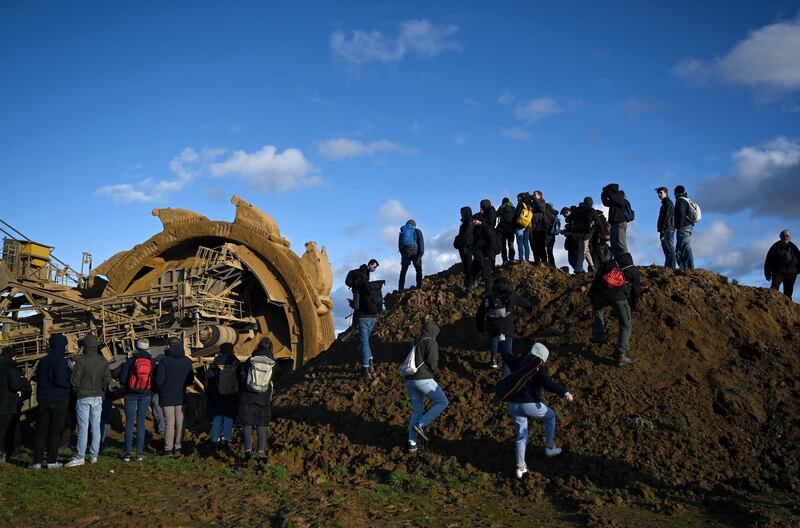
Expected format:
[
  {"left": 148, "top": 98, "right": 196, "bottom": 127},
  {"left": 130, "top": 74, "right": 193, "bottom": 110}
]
[{"left": 136, "top": 338, "right": 150, "bottom": 351}]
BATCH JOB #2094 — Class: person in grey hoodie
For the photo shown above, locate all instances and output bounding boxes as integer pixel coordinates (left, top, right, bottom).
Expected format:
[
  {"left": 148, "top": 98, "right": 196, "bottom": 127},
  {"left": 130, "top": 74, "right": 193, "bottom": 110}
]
[
  {"left": 402, "top": 321, "right": 449, "bottom": 452},
  {"left": 65, "top": 335, "right": 111, "bottom": 467}
]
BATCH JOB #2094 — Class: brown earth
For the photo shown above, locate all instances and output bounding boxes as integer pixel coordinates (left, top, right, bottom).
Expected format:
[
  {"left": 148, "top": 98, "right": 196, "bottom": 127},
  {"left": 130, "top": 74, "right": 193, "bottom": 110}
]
[{"left": 268, "top": 262, "right": 800, "bottom": 526}]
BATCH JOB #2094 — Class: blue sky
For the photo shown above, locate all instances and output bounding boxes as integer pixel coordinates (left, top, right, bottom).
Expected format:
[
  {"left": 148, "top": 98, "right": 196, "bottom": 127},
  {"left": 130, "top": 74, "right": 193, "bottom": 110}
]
[{"left": 2, "top": 1, "right": 799, "bottom": 327}]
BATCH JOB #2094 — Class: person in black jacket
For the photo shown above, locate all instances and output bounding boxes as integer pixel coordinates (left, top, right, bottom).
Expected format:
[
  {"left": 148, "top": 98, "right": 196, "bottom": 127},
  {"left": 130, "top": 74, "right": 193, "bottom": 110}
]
[
  {"left": 588, "top": 205, "right": 611, "bottom": 270},
  {"left": 496, "top": 198, "right": 517, "bottom": 263},
  {"left": 567, "top": 199, "right": 595, "bottom": 274},
  {"left": 345, "top": 260, "right": 379, "bottom": 327},
  {"left": 398, "top": 220, "right": 425, "bottom": 291},
  {"left": 588, "top": 253, "right": 643, "bottom": 366},
  {"left": 453, "top": 207, "right": 476, "bottom": 290},
  {"left": 402, "top": 321, "right": 448, "bottom": 452},
  {"left": 0, "top": 347, "right": 30, "bottom": 464},
  {"left": 544, "top": 203, "right": 559, "bottom": 267},
  {"left": 476, "top": 279, "right": 534, "bottom": 369},
  {"left": 673, "top": 185, "right": 695, "bottom": 269},
  {"left": 529, "top": 191, "right": 548, "bottom": 264},
  {"left": 764, "top": 230, "right": 800, "bottom": 299},
  {"left": 154, "top": 337, "right": 194, "bottom": 456},
  {"left": 120, "top": 339, "right": 157, "bottom": 461},
  {"left": 237, "top": 338, "right": 280, "bottom": 457},
  {"left": 601, "top": 183, "right": 630, "bottom": 258},
  {"left": 65, "top": 334, "right": 111, "bottom": 467},
  {"left": 502, "top": 343, "right": 574, "bottom": 479},
  {"left": 477, "top": 198, "right": 497, "bottom": 228},
  {"left": 655, "top": 187, "right": 676, "bottom": 269},
  {"left": 29, "top": 334, "right": 71, "bottom": 469},
  {"left": 205, "top": 343, "right": 240, "bottom": 449},
  {"left": 470, "top": 216, "right": 496, "bottom": 291}
]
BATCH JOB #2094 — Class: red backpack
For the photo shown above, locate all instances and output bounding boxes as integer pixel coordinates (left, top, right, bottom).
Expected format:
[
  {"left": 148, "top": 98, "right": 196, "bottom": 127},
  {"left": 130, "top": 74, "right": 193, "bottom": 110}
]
[
  {"left": 128, "top": 357, "right": 153, "bottom": 393},
  {"left": 602, "top": 264, "right": 633, "bottom": 288}
]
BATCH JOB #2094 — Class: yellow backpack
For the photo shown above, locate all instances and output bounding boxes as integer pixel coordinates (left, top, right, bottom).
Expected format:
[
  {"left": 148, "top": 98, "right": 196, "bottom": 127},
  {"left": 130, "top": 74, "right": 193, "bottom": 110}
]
[{"left": 516, "top": 204, "right": 533, "bottom": 228}]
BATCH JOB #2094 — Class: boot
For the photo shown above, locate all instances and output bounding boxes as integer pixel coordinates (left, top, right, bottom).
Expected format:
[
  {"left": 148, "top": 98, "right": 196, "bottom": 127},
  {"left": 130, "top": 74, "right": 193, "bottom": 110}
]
[
  {"left": 368, "top": 358, "right": 375, "bottom": 376},
  {"left": 361, "top": 367, "right": 372, "bottom": 380},
  {"left": 616, "top": 354, "right": 635, "bottom": 367}
]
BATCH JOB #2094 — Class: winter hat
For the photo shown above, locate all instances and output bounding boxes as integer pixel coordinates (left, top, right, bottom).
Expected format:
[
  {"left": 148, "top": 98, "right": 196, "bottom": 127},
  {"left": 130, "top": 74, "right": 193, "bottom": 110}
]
[
  {"left": 136, "top": 338, "right": 150, "bottom": 351},
  {"left": 529, "top": 343, "right": 550, "bottom": 364},
  {"left": 83, "top": 334, "right": 99, "bottom": 354},
  {"left": 406, "top": 219, "right": 416, "bottom": 226}
]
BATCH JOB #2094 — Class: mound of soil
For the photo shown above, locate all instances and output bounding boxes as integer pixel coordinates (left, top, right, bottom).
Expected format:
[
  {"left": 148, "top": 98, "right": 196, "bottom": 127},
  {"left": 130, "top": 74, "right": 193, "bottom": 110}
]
[{"left": 270, "top": 262, "right": 800, "bottom": 525}]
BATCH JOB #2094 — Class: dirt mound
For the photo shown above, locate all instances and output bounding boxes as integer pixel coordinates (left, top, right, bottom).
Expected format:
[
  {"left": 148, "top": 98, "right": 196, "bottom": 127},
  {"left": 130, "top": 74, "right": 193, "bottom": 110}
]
[{"left": 270, "top": 262, "right": 800, "bottom": 525}]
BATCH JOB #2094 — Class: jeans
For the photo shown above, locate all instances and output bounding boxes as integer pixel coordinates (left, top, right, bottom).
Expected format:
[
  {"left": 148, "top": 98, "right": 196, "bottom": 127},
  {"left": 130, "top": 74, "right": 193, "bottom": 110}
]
[
  {"left": 676, "top": 227, "right": 694, "bottom": 269},
  {"left": 124, "top": 393, "right": 152, "bottom": 455},
  {"left": 509, "top": 402, "right": 556, "bottom": 467},
  {"left": 770, "top": 273, "right": 797, "bottom": 300},
  {"left": 660, "top": 230, "right": 676, "bottom": 269},
  {"left": 358, "top": 316, "right": 377, "bottom": 367},
  {"left": 489, "top": 335, "right": 513, "bottom": 363},
  {"left": 75, "top": 396, "right": 103, "bottom": 460},
  {"left": 610, "top": 222, "right": 628, "bottom": 258},
  {"left": 592, "top": 298, "right": 632, "bottom": 357},
  {"left": 33, "top": 400, "right": 68, "bottom": 464},
  {"left": 399, "top": 251, "right": 423, "bottom": 290},
  {"left": 243, "top": 425, "right": 267, "bottom": 452},
  {"left": 163, "top": 405, "right": 185, "bottom": 451},
  {"left": 515, "top": 228, "right": 530, "bottom": 261},
  {"left": 211, "top": 415, "right": 233, "bottom": 442},
  {"left": 569, "top": 238, "right": 587, "bottom": 273},
  {"left": 406, "top": 379, "right": 449, "bottom": 444}
]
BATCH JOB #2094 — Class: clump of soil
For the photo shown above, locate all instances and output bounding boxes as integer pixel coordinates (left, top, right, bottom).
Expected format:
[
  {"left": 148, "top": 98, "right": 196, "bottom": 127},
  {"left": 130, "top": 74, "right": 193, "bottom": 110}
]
[{"left": 270, "top": 262, "right": 800, "bottom": 522}]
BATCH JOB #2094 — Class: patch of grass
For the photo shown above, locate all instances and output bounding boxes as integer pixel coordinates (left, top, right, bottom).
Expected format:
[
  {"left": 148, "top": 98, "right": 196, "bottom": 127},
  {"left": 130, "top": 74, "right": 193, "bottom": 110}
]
[
  {"left": 388, "top": 471, "right": 408, "bottom": 487},
  {"left": 408, "top": 474, "right": 432, "bottom": 493},
  {"left": 374, "top": 484, "right": 395, "bottom": 496},
  {"left": 268, "top": 464, "right": 288, "bottom": 482},
  {"left": 397, "top": 399, "right": 410, "bottom": 410},
  {"left": 331, "top": 465, "right": 349, "bottom": 477},
  {"left": 673, "top": 414, "right": 689, "bottom": 433}
]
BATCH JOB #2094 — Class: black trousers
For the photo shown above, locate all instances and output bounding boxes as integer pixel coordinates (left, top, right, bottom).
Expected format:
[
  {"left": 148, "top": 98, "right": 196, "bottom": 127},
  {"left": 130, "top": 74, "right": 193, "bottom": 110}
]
[
  {"left": 544, "top": 235, "right": 556, "bottom": 266},
  {"left": 33, "top": 399, "right": 68, "bottom": 464},
  {"left": 771, "top": 273, "right": 797, "bottom": 299},
  {"left": 530, "top": 231, "right": 547, "bottom": 263},
  {"left": 458, "top": 248, "right": 474, "bottom": 289},
  {"left": 399, "top": 251, "right": 423, "bottom": 290},
  {"left": 470, "top": 251, "right": 493, "bottom": 291},
  {"left": 0, "top": 413, "right": 13, "bottom": 456},
  {"left": 500, "top": 231, "right": 515, "bottom": 263}
]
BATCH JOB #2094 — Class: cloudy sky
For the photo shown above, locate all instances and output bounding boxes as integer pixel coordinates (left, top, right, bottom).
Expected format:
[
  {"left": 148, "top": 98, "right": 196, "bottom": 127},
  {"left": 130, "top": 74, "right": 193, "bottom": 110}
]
[{"left": 2, "top": 1, "right": 799, "bottom": 329}]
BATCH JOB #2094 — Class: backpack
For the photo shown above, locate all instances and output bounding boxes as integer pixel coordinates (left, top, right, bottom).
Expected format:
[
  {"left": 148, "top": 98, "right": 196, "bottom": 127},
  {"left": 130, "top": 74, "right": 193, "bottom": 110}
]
[
  {"left": 499, "top": 205, "right": 515, "bottom": 226},
  {"left": 595, "top": 212, "right": 611, "bottom": 241},
  {"left": 485, "top": 295, "right": 510, "bottom": 319},
  {"left": 360, "top": 280, "right": 384, "bottom": 314},
  {"left": 127, "top": 357, "right": 153, "bottom": 393},
  {"left": 399, "top": 224, "right": 417, "bottom": 249},
  {"left": 344, "top": 268, "right": 360, "bottom": 288},
  {"left": 602, "top": 263, "right": 634, "bottom": 289},
  {"left": 622, "top": 199, "right": 635, "bottom": 222},
  {"left": 516, "top": 204, "right": 533, "bottom": 228},
  {"left": 246, "top": 356, "right": 275, "bottom": 393},
  {"left": 573, "top": 208, "right": 594, "bottom": 234},
  {"left": 679, "top": 196, "right": 702, "bottom": 223},
  {"left": 398, "top": 337, "right": 432, "bottom": 377},
  {"left": 217, "top": 361, "right": 240, "bottom": 396},
  {"left": 549, "top": 216, "right": 561, "bottom": 236},
  {"left": 494, "top": 355, "right": 543, "bottom": 401}
]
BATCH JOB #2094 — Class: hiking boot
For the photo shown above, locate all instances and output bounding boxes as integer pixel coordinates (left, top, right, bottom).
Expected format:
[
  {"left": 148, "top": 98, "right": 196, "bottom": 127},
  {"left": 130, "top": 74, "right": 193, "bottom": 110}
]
[
  {"left": 28, "top": 463, "right": 42, "bottom": 470},
  {"left": 590, "top": 336, "right": 607, "bottom": 345},
  {"left": 360, "top": 367, "right": 372, "bottom": 380},
  {"left": 46, "top": 462, "right": 63, "bottom": 469},
  {"left": 616, "top": 354, "right": 635, "bottom": 367},
  {"left": 64, "top": 457, "right": 85, "bottom": 468},
  {"left": 544, "top": 447, "right": 562, "bottom": 458},
  {"left": 368, "top": 358, "right": 375, "bottom": 375},
  {"left": 413, "top": 424, "right": 429, "bottom": 442},
  {"left": 515, "top": 466, "right": 528, "bottom": 479}
]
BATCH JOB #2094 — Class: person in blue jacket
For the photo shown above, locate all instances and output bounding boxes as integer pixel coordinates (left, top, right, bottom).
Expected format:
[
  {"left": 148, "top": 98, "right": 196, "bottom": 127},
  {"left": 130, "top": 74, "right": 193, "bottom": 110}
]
[
  {"left": 29, "top": 334, "right": 71, "bottom": 469},
  {"left": 154, "top": 337, "right": 194, "bottom": 456},
  {"left": 502, "top": 343, "right": 574, "bottom": 479}
]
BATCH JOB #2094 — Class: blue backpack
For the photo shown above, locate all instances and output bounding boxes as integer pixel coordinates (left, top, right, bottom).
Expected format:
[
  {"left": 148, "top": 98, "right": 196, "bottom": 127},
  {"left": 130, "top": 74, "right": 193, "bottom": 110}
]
[
  {"left": 622, "top": 199, "right": 635, "bottom": 222},
  {"left": 400, "top": 224, "right": 417, "bottom": 249}
]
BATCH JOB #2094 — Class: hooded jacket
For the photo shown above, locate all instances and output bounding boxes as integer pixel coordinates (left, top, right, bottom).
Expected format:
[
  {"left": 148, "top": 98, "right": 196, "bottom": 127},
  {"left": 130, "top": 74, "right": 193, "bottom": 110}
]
[
  {"left": 476, "top": 281, "right": 534, "bottom": 337},
  {"left": 502, "top": 357, "right": 567, "bottom": 404},
  {"left": 764, "top": 240, "right": 800, "bottom": 276},
  {"left": 530, "top": 196, "right": 548, "bottom": 232},
  {"left": 0, "top": 348, "right": 30, "bottom": 415},
  {"left": 205, "top": 344, "right": 240, "bottom": 418},
  {"left": 404, "top": 321, "right": 441, "bottom": 381},
  {"left": 674, "top": 192, "right": 694, "bottom": 229},
  {"left": 496, "top": 201, "right": 517, "bottom": 233},
  {"left": 453, "top": 207, "right": 475, "bottom": 250},
  {"left": 569, "top": 201, "right": 595, "bottom": 240},
  {"left": 657, "top": 197, "right": 675, "bottom": 233},
  {"left": 120, "top": 348, "right": 157, "bottom": 395},
  {"left": 478, "top": 199, "right": 497, "bottom": 228},
  {"left": 236, "top": 344, "right": 281, "bottom": 426},
  {"left": 398, "top": 220, "right": 425, "bottom": 256},
  {"left": 601, "top": 184, "right": 627, "bottom": 225},
  {"left": 70, "top": 335, "right": 112, "bottom": 400},
  {"left": 37, "top": 334, "right": 71, "bottom": 402},
  {"left": 589, "top": 253, "right": 643, "bottom": 310},
  {"left": 154, "top": 342, "right": 194, "bottom": 407}
]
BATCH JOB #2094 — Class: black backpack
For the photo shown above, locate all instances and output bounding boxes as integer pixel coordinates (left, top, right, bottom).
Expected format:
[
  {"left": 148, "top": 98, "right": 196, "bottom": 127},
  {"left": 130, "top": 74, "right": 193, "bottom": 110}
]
[
  {"left": 499, "top": 205, "right": 515, "bottom": 226},
  {"left": 344, "top": 268, "right": 360, "bottom": 289},
  {"left": 360, "top": 280, "right": 384, "bottom": 314},
  {"left": 217, "top": 360, "right": 240, "bottom": 396},
  {"left": 485, "top": 294, "right": 510, "bottom": 319}
]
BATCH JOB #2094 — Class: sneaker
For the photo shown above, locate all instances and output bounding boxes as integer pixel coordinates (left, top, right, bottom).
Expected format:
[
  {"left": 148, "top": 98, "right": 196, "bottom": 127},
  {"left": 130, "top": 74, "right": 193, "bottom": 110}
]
[
  {"left": 515, "top": 466, "right": 528, "bottom": 479},
  {"left": 46, "top": 462, "right": 63, "bottom": 469},
  {"left": 616, "top": 355, "right": 635, "bottom": 367},
  {"left": 254, "top": 450, "right": 266, "bottom": 459},
  {"left": 413, "top": 424, "right": 429, "bottom": 442},
  {"left": 544, "top": 447, "right": 562, "bottom": 458},
  {"left": 490, "top": 360, "right": 498, "bottom": 369},
  {"left": 64, "top": 457, "right": 85, "bottom": 468},
  {"left": 89, "top": 458, "right": 98, "bottom": 464},
  {"left": 408, "top": 443, "right": 418, "bottom": 453},
  {"left": 174, "top": 446, "right": 182, "bottom": 456},
  {"left": 160, "top": 449, "right": 174, "bottom": 457},
  {"left": 28, "top": 463, "right": 42, "bottom": 470},
  {"left": 360, "top": 367, "right": 372, "bottom": 380},
  {"left": 136, "top": 454, "right": 144, "bottom": 462},
  {"left": 123, "top": 453, "right": 132, "bottom": 462}
]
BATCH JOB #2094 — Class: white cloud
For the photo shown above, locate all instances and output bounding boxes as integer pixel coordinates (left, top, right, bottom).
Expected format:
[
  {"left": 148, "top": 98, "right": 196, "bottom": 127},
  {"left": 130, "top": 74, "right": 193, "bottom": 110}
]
[
  {"left": 692, "top": 220, "right": 735, "bottom": 258},
  {"left": 96, "top": 148, "right": 200, "bottom": 203},
  {"left": 497, "top": 92, "right": 515, "bottom": 105},
  {"left": 674, "top": 17, "right": 800, "bottom": 94},
  {"left": 697, "top": 136, "right": 800, "bottom": 217},
  {"left": 514, "top": 98, "right": 563, "bottom": 121},
  {"left": 330, "top": 19, "right": 461, "bottom": 66},
  {"left": 208, "top": 145, "right": 320, "bottom": 192},
  {"left": 502, "top": 127, "right": 533, "bottom": 141},
  {"left": 454, "top": 132, "right": 467, "bottom": 146},
  {"left": 379, "top": 199, "right": 411, "bottom": 223},
  {"left": 317, "top": 138, "right": 418, "bottom": 160}
]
